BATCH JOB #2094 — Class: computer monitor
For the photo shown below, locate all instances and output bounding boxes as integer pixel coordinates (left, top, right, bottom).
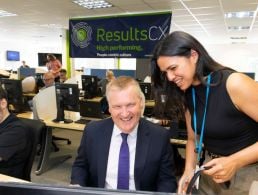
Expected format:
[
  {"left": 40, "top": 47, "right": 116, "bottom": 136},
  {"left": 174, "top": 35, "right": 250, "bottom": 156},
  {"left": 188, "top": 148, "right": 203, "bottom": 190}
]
[
  {"left": 34, "top": 73, "right": 45, "bottom": 92},
  {"left": 81, "top": 75, "right": 99, "bottom": 99},
  {"left": 241, "top": 72, "right": 255, "bottom": 79},
  {"left": 6, "top": 50, "right": 20, "bottom": 61},
  {"left": 0, "top": 78, "right": 24, "bottom": 112},
  {"left": 53, "top": 83, "right": 80, "bottom": 123},
  {"left": 139, "top": 82, "right": 152, "bottom": 100},
  {"left": 0, "top": 182, "right": 170, "bottom": 195},
  {"left": 18, "top": 67, "right": 36, "bottom": 80}
]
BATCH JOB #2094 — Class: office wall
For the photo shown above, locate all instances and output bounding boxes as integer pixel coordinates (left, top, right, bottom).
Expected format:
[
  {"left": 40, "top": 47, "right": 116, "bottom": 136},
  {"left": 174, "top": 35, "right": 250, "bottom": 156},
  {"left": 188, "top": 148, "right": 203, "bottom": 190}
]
[
  {"left": 0, "top": 37, "right": 63, "bottom": 71},
  {"left": 1, "top": 37, "right": 257, "bottom": 81},
  {"left": 207, "top": 43, "right": 258, "bottom": 80}
]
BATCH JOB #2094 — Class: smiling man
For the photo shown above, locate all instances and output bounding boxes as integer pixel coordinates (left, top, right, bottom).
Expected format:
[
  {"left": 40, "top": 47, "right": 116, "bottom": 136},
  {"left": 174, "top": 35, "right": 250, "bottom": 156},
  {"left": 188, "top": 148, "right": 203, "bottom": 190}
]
[{"left": 71, "top": 76, "right": 177, "bottom": 193}]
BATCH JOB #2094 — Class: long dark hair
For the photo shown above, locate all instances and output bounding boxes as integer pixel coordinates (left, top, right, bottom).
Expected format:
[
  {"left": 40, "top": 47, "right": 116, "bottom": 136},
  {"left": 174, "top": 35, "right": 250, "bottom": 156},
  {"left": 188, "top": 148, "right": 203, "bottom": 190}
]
[{"left": 151, "top": 31, "right": 232, "bottom": 114}]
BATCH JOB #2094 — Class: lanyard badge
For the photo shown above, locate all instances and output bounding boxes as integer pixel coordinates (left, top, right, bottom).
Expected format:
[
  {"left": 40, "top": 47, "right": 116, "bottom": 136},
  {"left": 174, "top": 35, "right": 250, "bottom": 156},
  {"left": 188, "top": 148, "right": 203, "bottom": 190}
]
[{"left": 191, "top": 74, "right": 211, "bottom": 163}]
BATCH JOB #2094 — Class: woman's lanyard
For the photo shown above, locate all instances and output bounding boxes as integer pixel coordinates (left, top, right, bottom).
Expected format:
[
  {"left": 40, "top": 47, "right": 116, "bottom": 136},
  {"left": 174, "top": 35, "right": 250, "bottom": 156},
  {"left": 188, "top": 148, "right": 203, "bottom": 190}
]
[{"left": 191, "top": 75, "right": 211, "bottom": 163}]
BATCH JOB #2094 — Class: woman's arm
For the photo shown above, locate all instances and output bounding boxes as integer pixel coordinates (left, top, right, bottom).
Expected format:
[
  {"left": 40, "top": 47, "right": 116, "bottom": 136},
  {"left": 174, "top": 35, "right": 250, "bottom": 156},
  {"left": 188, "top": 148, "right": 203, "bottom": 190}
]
[
  {"left": 178, "top": 109, "right": 197, "bottom": 194},
  {"left": 203, "top": 73, "right": 258, "bottom": 183}
]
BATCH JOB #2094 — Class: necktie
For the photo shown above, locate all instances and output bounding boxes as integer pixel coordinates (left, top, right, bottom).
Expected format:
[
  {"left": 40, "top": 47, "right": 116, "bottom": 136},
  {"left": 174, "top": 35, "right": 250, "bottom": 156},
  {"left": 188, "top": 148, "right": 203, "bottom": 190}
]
[{"left": 117, "top": 133, "right": 129, "bottom": 190}]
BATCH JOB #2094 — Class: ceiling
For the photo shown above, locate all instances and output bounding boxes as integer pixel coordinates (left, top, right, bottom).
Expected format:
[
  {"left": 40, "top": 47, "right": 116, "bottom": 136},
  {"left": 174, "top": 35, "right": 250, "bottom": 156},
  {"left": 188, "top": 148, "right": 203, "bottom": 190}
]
[{"left": 0, "top": 0, "right": 258, "bottom": 45}]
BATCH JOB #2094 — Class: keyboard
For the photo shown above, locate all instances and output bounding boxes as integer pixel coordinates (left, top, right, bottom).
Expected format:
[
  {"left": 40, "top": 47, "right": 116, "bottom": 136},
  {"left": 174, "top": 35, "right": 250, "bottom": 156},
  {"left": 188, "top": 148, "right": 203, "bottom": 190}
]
[{"left": 74, "top": 118, "right": 92, "bottom": 124}]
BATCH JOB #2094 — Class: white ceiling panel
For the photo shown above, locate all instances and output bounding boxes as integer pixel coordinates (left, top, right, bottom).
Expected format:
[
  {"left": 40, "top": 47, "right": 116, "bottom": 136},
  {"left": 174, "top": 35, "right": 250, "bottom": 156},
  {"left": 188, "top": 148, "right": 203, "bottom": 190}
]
[{"left": 0, "top": 0, "right": 258, "bottom": 44}]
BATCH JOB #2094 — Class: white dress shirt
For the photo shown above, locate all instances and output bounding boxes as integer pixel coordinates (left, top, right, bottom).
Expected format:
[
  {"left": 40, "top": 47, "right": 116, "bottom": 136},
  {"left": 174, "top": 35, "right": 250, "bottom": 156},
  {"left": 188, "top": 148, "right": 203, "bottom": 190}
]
[{"left": 105, "top": 124, "right": 138, "bottom": 190}]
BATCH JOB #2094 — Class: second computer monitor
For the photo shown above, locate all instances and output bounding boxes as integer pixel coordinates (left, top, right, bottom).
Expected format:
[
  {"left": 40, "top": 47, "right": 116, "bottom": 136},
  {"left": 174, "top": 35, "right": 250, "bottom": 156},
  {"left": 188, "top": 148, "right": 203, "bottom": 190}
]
[
  {"left": 139, "top": 82, "right": 152, "bottom": 100},
  {"left": 18, "top": 67, "right": 36, "bottom": 80},
  {"left": 0, "top": 78, "right": 24, "bottom": 112},
  {"left": 53, "top": 83, "right": 79, "bottom": 123},
  {"left": 81, "top": 75, "right": 99, "bottom": 99}
]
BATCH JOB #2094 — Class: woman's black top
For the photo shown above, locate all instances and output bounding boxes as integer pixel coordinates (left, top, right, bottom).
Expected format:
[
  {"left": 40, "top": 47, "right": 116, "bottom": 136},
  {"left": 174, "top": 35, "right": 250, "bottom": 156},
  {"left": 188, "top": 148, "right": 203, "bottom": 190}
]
[{"left": 185, "top": 70, "right": 258, "bottom": 156}]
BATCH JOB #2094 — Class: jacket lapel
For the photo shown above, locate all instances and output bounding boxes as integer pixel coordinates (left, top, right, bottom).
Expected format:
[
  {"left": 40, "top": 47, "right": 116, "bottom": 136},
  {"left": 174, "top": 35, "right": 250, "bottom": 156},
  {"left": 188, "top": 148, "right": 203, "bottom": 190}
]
[
  {"left": 134, "top": 119, "right": 151, "bottom": 190},
  {"left": 97, "top": 119, "right": 113, "bottom": 187}
]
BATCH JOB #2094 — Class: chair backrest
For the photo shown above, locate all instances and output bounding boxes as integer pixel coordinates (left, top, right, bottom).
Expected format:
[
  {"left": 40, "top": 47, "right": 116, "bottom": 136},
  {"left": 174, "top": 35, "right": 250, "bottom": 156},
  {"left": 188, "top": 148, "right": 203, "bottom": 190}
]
[
  {"left": 32, "top": 85, "right": 57, "bottom": 120},
  {"left": 19, "top": 118, "right": 46, "bottom": 181}
]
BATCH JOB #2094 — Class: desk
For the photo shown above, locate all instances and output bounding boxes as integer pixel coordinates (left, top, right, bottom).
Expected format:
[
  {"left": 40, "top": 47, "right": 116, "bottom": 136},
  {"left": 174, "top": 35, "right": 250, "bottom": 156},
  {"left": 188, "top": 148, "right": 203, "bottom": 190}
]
[
  {"left": 17, "top": 112, "right": 84, "bottom": 175},
  {"left": 0, "top": 174, "right": 29, "bottom": 183},
  {"left": 17, "top": 111, "right": 85, "bottom": 131},
  {"left": 23, "top": 93, "right": 36, "bottom": 98},
  {"left": 145, "top": 100, "right": 155, "bottom": 107}
]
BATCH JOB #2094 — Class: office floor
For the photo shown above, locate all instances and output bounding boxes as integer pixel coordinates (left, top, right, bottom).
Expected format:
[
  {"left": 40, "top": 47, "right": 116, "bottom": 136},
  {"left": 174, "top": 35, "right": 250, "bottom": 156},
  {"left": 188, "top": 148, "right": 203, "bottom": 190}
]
[{"left": 31, "top": 128, "right": 83, "bottom": 186}]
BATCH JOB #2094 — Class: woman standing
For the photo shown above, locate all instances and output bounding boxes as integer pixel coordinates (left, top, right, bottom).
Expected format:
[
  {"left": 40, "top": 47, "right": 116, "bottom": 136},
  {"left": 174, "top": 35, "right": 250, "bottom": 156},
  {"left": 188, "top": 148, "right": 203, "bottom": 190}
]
[
  {"left": 151, "top": 31, "right": 258, "bottom": 194},
  {"left": 46, "top": 54, "right": 62, "bottom": 82}
]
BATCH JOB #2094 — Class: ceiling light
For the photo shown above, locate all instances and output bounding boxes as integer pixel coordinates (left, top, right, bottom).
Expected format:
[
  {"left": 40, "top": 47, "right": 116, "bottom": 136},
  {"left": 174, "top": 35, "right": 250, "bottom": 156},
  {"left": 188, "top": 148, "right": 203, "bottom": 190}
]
[
  {"left": 40, "top": 24, "right": 64, "bottom": 29},
  {"left": 230, "top": 37, "right": 247, "bottom": 40},
  {"left": 225, "top": 11, "right": 254, "bottom": 18},
  {"left": 72, "top": 0, "right": 113, "bottom": 9},
  {"left": 0, "top": 10, "right": 16, "bottom": 17},
  {"left": 228, "top": 26, "right": 250, "bottom": 30}
]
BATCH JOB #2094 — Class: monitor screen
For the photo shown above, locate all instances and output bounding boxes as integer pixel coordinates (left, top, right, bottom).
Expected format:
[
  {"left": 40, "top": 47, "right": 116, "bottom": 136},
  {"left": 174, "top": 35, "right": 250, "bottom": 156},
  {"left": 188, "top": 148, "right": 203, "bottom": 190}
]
[
  {"left": 18, "top": 68, "right": 36, "bottom": 80},
  {"left": 0, "top": 182, "right": 170, "bottom": 195},
  {"left": 38, "top": 53, "right": 62, "bottom": 66},
  {"left": 54, "top": 83, "right": 79, "bottom": 123},
  {"left": 0, "top": 78, "right": 24, "bottom": 112},
  {"left": 241, "top": 72, "right": 255, "bottom": 79},
  {"left": 34, "top": 73, "right": 45, "bottom": 92},
  {"left": 81, "top": 75, "right": 99, "bottom": 99},
  {"left": 7, "top": 50, "right": 20, "bottom": 61},
  {"left": 139, "top": 82, "right": 152, "bottom": 100}
]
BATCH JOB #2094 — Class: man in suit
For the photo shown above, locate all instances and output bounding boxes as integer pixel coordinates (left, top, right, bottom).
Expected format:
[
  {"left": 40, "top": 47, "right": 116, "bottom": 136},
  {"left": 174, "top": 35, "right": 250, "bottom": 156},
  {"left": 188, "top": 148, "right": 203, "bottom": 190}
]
[{"left": 71, "top": 76, "right": 177, "bottom": 192}]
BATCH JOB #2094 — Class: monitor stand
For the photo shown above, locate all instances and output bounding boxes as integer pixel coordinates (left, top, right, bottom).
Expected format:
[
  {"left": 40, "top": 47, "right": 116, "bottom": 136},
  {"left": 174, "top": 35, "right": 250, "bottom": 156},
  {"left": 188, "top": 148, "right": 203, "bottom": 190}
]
[{"left": 52, "top": 104, "right": 73, "bottom": 124}]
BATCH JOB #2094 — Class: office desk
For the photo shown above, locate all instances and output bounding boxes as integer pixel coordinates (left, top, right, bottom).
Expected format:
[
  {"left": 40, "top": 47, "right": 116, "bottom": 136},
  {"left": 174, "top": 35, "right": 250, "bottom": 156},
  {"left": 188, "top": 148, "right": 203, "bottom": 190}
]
[
  {"left": 0, "top": 174, "right": 29, "bottom": 183},
  {"left": 145, "top": 100, "right": 155, "bottom": 107},
  {"left": 17, "top": 112, "right": 85, "bottom": 175},
  {"left": 23, "top": 93, "right": 36, "bottom": 98},
  {"left": 17, "top": 111, "right": 85, "bottom": 131}
]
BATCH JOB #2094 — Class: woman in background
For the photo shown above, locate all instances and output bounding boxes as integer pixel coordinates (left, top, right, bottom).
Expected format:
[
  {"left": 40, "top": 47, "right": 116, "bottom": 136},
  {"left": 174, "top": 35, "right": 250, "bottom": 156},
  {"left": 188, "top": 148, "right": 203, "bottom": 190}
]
[
  {"left": 46, "top": 54, "right": 62, "bottom": 82},
  {"left": 151, "top": 31, "right": 258, "bottom": 194}
]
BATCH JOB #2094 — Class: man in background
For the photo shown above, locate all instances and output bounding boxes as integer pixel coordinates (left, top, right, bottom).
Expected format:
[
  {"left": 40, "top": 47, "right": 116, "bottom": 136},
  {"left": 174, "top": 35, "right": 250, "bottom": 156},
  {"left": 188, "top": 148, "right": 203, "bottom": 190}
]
[
  {"left": 71, "top": 76, "right": 177, "bottom": 193},
  {"left": 41, "top": 72, "right": 55, "bottom": 90},
  {"left": 59, "top": 69, "right": 67, "bottom": 83},
  {"left": 98, "top": 70, "right": 115, "bottom": 96},
  {"left": 20, "top": 60, "right": 29, "bottom": 68},
  {"left": 0, "top": 86, "right": 31, "bottom": 179},
  {"left": 45, "top": 54, "right": 62, "bottom": 82}
]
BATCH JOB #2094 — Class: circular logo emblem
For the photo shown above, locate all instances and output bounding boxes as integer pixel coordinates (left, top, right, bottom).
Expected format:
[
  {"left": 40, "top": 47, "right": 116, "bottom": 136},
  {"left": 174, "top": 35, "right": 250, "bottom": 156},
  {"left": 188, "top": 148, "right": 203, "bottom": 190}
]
[{"left": 71, "top": 22, "right": 92, "bottom": 48}]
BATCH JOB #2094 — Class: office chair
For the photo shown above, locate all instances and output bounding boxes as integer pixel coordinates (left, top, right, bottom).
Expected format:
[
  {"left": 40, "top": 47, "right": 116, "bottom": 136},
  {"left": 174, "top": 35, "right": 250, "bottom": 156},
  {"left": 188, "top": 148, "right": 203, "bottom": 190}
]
[
  {"left": 52, "top": 135, "right": 71, "bottom": 152},
  {"left": 19, "top": 118, "right": 47, "bottom": 181}
]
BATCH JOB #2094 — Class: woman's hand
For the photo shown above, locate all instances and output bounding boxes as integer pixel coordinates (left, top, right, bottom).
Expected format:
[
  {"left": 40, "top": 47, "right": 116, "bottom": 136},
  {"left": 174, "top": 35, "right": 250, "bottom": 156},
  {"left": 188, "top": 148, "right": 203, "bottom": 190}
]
[
  {"left": 178, "top": 170, "right": 194, "bottom": 194},
  {"left": 203, "top": 156, "right": 238, "bottom": 183}
]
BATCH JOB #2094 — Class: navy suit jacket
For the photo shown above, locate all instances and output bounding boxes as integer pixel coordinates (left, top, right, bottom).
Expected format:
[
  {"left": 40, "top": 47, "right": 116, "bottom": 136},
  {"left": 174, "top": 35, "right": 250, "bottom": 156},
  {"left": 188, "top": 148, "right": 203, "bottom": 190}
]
[{"left": 71, "top": 118, "right": 177, "bottom": 192}]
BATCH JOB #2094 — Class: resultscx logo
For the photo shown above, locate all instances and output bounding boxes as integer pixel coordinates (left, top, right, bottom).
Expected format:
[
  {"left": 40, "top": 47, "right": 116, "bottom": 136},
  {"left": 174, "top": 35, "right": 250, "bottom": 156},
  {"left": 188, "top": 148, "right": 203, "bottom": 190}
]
[{"left": 71, "top": 22, "right": 92, "bottom": 48}]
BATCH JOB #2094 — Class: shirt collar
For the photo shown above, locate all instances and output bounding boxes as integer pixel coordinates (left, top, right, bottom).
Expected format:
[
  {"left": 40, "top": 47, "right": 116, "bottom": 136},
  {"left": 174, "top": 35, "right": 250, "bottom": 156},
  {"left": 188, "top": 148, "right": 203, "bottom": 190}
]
[{"left": 113, "top": 123, "right": 138, "bottom": 138}]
